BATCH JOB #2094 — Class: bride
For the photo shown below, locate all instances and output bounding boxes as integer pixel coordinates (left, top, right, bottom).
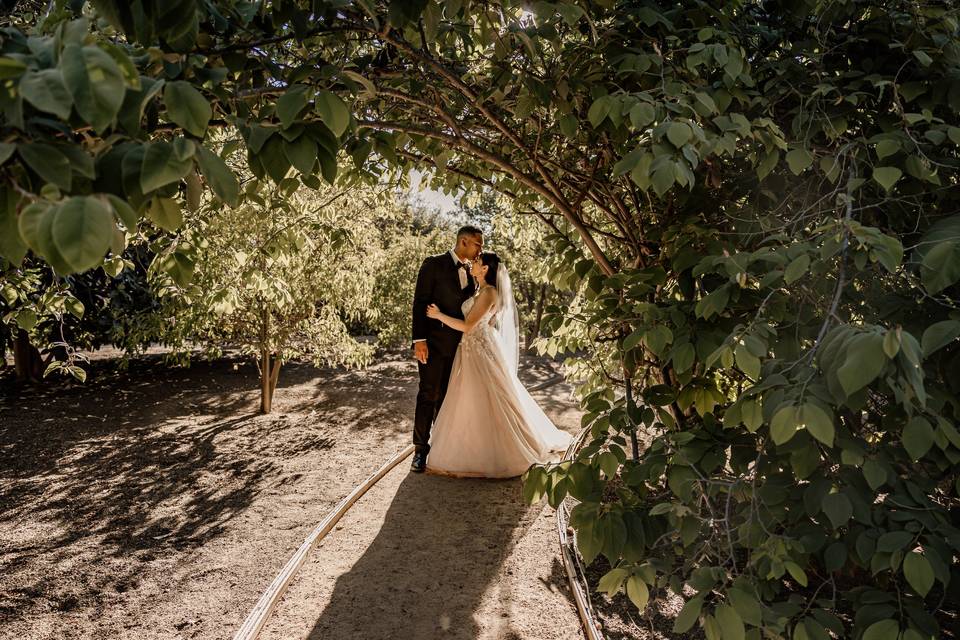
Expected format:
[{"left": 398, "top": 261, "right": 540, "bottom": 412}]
[{"left": 425, "top": 251, "right": 572, "bottom": 478}]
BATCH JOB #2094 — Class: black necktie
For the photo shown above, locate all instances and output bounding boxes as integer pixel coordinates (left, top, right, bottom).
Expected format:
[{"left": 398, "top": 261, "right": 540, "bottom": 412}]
[{"left": 457, "top": 262, "right": 468, "bottom": 270}]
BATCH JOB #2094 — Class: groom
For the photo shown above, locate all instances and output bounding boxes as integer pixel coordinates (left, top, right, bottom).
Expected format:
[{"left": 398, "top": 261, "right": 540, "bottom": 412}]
[{"left": 409, "top": 225, "right": 484, "bottom": 472}]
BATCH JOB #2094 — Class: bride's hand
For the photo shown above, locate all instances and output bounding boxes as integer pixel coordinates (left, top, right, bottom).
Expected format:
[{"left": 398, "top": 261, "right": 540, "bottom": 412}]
[{"left": 426, "top": 304, "right": 441, "bottom": 319}]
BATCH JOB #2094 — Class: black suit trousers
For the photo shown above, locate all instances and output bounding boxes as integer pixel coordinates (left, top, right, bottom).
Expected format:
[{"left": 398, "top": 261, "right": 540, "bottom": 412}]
[{"left": 413, "top": 350, "right": 456, "bottom": 454}]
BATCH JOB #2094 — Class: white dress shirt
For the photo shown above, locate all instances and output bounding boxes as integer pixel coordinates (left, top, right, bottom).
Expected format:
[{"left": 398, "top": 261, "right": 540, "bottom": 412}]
[{"left": 450, "top": 249, "right": 468, "bottom": 289}]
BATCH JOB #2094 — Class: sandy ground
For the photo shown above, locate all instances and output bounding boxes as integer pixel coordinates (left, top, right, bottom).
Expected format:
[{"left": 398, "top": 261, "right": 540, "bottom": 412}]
[
  {"left": 0, "top": 350, "right": 584, "bottom": 639},
  {"left": 259, "top": 450, "right": 580, "bottom": 640}
]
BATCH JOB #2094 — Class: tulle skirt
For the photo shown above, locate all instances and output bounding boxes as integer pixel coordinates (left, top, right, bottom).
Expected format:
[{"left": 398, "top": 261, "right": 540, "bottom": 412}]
[{"left": 426, "top": 326, "right": 572, "bottom": 478}]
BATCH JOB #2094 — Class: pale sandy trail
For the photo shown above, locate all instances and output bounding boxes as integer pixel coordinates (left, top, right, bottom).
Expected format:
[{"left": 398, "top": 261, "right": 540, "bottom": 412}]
[{"left": 259, "top": 381, "right": 583, "bottom": 640}]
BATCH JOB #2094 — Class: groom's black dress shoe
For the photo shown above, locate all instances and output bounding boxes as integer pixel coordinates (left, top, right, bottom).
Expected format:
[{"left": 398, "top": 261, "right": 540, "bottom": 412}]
[{"left": 411, "top": 452, "right": 426, "bottom": 473}]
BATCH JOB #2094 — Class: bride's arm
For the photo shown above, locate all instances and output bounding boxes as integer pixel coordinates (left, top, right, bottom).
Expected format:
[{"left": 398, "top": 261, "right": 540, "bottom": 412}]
[{"left": 427, "top": 289, "right": 497, "bottom": 334}]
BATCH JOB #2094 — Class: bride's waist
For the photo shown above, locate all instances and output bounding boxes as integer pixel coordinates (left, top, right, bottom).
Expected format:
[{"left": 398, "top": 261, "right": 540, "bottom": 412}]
[{"left": 462, "top": 325, "right": 497, "bottom": 343}]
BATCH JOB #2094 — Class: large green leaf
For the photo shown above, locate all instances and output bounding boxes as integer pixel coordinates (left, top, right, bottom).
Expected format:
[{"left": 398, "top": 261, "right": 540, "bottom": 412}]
[
  {"left": 20, "top": 68, "right": 72, "bottom": 119},
  {"left": 715, "top": 604, "right": 744, "bottom": 640},
  {"left": 872, "top": 166, "right": 902, "bottom": 191},
  {"left": 875, "top": 139, "right": 901, "bottom": 160},
  {"left": 902, "top": 416, "right": 934, "bottom": 461},
  {"left": 119, "top": 76, "right": 164, "bottom": 134},
  {"left": 727, "top": 589, "right": 761, "bottom": 627},
  {"left": 315, "top": 90, "right": 350, "bottom": 137},
  {"left": 163, "top": 81, "right": 212, "bottom": 138},
  {"left": 50, "top": 196, "right": 114, "bottom": 273},
  {"left": 824, "top": 542, "right": 847, "bottom": 572},
  {"left": 836, "top": 333, "right": 886, "bottom": 396},
  {"left": 18, "top": 143, "right": 72, "bottom": 191},
  {"left": 522, "top": 466, "right": 547, "bottom": 503},
  {"left": 651, "top": 162, "right": 676, "bottom": 196},
  {"left": 278, "top": 84, "right": 311, "bottom": 128},
  {"left": 0, "top": 188, "right": 27, "bottom": 264},
  {"left": 18, "top": 201, "right": 72, "bottom": 273},
  {"left": 644, "top": 325, "right": 672, "bottom": 357},
  {"left": 920, "top": 240, "right": 960, "bottom": 294},
  {"left": 877, "top": 531, "right": 914, "bottom": 553},
  {"left": 259, "top": 136, "right": 293, "bottom": 183},
  {"left": 597, "top": 567, "right": 628, "bottom": 595},
  {"left": 106, "top": 194, "right": 138, "bottom": 230},
  {"left": 903, "top": 552, "right": 934, "bottom": 597},
  {"left": 863, "top": 620, "right": 899, "bottom": 640},
  {"left": 60, "top": 44, "right": 125, "bottom": 133},
  {"left": 283, "top": 135, "right": 318, "bottom": 174},
  {"left": 626, "top": 575, "right": 649, "bottom": 610},
  {"left": 587, "top": 95, "right": 612, "bottom": 127},
  {"left": 921, "top": 320, "right": 960, "bottom": 356},
  {"left": 672, "top": 342, "right": 695, "bottom": 373},
  {"left": 146, "top": 197, "right": 183, "bottom": 232},
  {"left": 195, "top": 146, "right": 240, "bottom": 207},
  {"left": 770, "top": 405, "right": 799, "bottom": 445},
  {"left": 821, "top": 492, "right": 852, "bottom": 529},
  {"left": 575, "top": 518, "right": 602, "bottom": 566},
  {"left": 786, "top": 148, "right": 813, "bottom": 174},
  {"left": 666, "top": 121, "right": 691, "bottom": 147},
  {"left": 673, "top": 596, "right": 704, "bottom": 633},
  {"left": 140, "top": 140, "right": 194, "bottom": 193},
  {"left": 800, "top": 403, "right": 835, "bottom": 447},
  {"left": 862, "top": 459, "right": 887, "bottom": 490},
  {"left": 784, "top": 254, "right": 810, "bottom": 284},
  {"left": 629, "top": 102, "right": 655, "bottom": 129},
  {"left": 597, "top": 511, "right": 627, "bottom": 559},
  {"left": 734, "top": 342, "right": 761, "bottom": 380}
]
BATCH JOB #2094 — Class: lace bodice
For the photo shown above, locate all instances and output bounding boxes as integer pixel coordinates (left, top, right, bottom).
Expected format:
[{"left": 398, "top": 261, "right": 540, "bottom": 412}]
[
  {"left": 461, "top": 294, "right": 499, "bottom": 326},
  {"left": 460, "top": 294, "right": 500, "bottom": 357}
]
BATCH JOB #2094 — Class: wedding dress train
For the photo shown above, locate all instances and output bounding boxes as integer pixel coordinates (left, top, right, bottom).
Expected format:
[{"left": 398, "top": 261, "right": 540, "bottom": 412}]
[{"left": 426, "top": 295, "right": 572, "bottom": 478}]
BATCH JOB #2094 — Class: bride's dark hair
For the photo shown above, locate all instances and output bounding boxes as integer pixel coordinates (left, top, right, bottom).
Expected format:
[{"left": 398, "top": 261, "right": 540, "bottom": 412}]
[{"left": 479, "top": 251, "right": 501, "bottom": 286}]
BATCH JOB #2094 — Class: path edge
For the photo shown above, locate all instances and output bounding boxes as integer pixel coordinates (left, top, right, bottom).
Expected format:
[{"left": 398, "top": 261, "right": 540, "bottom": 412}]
[
  {"left": 557, "top": 426, "right": 606, "bottom": 640},
  {"left": 233, "top": 444, "right": 415, "bottom": 640}
]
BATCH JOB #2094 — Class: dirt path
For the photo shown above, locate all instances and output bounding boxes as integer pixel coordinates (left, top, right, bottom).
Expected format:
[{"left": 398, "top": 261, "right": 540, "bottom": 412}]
[
  {"left": 0, "top": 350, "right": 582, "bottom": 639},
  {"left": 259, "top": 442, "right": 581, "bottom": 640}
]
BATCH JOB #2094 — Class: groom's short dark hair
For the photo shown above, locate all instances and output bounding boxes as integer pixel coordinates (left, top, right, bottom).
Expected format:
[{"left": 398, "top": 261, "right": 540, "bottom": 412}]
[{"left": 457, "top": 225, "right": 483, "bottom": 239}]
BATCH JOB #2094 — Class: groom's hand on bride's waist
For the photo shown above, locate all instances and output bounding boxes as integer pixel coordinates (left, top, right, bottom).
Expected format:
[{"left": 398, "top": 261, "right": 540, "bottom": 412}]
[{"left": 413, "top": 341, "right": 429, "bottom": 364}]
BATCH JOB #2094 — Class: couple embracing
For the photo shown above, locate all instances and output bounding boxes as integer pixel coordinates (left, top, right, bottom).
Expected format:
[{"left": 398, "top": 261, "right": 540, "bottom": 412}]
[{"left": 409, "top": 225, "right": 572, "bottom": 478}]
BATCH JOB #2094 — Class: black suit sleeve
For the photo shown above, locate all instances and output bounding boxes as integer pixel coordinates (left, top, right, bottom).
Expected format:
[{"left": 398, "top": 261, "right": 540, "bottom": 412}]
[{"left": 412, "top": 256, "right": 434, "bottom": 343}]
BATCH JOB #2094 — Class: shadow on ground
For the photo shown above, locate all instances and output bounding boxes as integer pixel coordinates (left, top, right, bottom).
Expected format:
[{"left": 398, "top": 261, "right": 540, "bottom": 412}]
[
  {"left": 308, "top": 472, "right": 540, "bottom": 640},
  {"left": 0, "top": 353, "right": 412, "bottom": 622}
]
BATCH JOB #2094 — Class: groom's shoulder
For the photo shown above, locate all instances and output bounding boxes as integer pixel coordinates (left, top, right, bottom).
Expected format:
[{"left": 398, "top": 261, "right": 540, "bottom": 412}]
[{"left": 423, "top": 252, "right": 449, "bottom": 264}]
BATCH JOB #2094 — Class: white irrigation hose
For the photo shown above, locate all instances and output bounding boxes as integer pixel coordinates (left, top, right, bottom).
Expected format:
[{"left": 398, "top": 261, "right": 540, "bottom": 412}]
[
  {"left": 556, "top": 426, "right": 606, "bottom": 640},
  {"left": 233, "top": 444, "right": 415, "bottom": 640}
]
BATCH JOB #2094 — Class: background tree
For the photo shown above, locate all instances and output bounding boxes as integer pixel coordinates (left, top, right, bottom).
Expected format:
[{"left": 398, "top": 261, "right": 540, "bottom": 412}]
[
  {"left": 152, "top": 174, "right": 392, "bottom": 413},
  {"left": 456, "top": 189, "right": 566, "bottom": 350}
]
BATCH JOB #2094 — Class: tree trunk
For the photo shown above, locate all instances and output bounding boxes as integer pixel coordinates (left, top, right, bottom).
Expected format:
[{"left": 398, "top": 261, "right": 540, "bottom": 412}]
[
  {"left": 259, "top": 353, "right": 281, "bottom": 414},
  {"left": 269, "top": 355, "right": 281, "bottom": 408},
  {"left": 527, "top": 283, "right": 547, "bottom": 352},
  {"left": 13, "top": 329, "right": 42, "bottom": 383},
  {"left": 624, "top": 373, "right": 640, "bottom": 460},
  {"left": 260, "top": 306, "right": 272, "bottom": 414},
  {"left": 0, "top": 322, "right": 8, "bottom": 374}
]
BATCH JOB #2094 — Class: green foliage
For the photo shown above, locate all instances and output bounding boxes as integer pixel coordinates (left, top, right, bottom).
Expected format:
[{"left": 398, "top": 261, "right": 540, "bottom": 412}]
[
  {"left": 1, "top": 250, "right": 160, "bottom": 381},
  {"left": 498, "top": 2, "right": 960, "bottom": 639},
  {"left": 150, "top": 173, "right": 383, "bottom": 371}
]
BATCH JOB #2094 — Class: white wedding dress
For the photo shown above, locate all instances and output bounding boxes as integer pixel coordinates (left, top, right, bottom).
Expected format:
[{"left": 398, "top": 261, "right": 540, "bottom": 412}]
[{"left": 426, "top": 288, "right": 572, "bottom": 478}]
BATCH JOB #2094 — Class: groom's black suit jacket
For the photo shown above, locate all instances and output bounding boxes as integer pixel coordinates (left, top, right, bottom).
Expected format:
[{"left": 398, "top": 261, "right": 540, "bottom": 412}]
[{"left": 412, "top": 253, "right": 475, "bottom": 357}]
